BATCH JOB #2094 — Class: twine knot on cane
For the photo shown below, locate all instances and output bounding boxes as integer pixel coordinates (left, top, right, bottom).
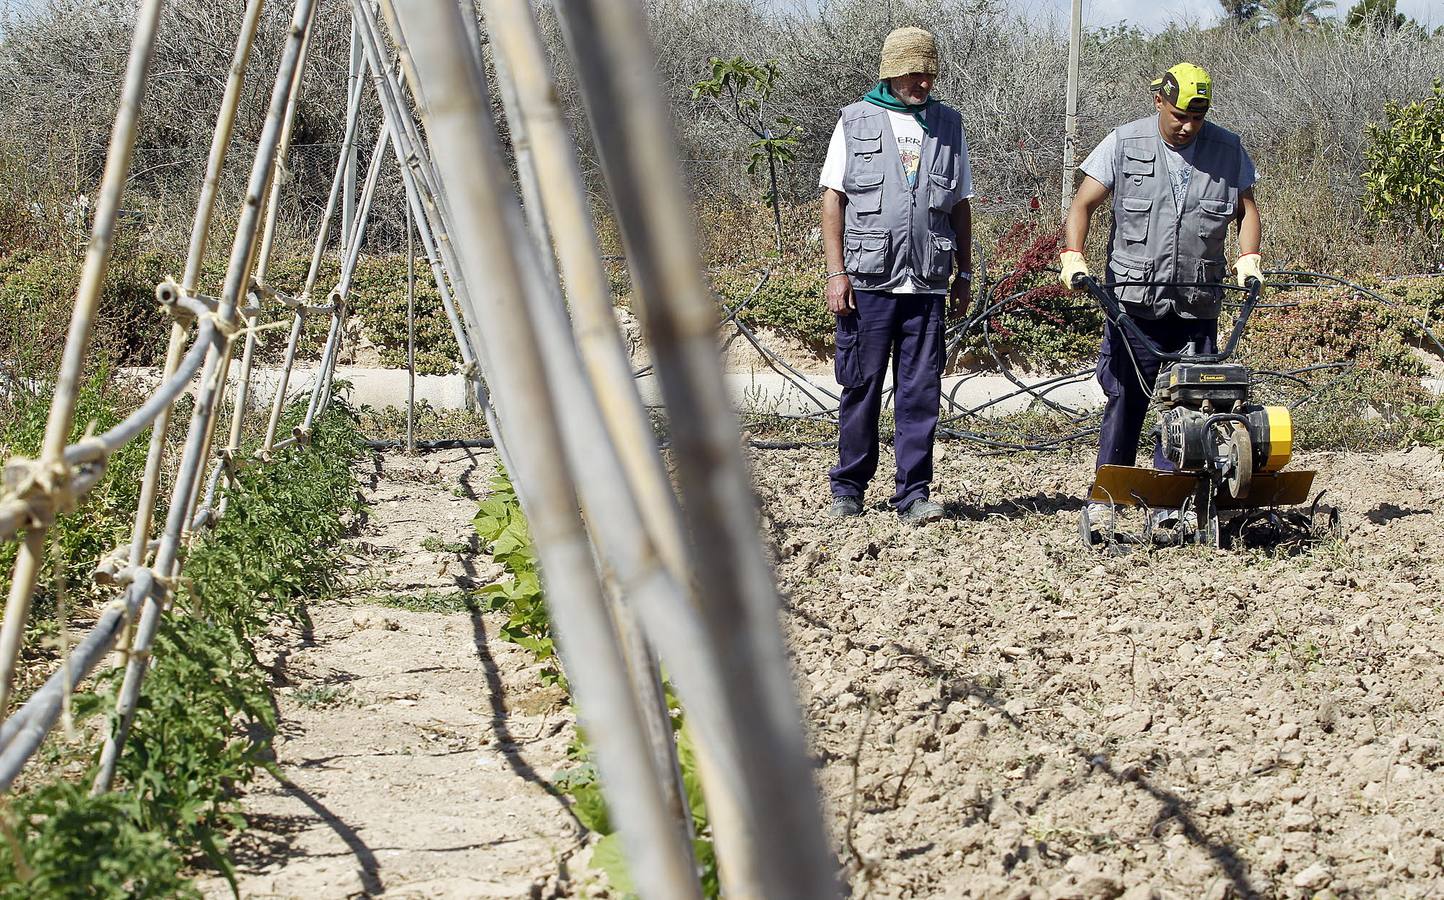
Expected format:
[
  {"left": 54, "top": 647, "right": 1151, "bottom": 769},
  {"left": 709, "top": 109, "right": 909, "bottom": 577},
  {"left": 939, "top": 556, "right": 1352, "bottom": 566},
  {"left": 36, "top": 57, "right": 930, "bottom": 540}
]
[{"left": 2, "top": 455, "right": 79, "bottom": 530}]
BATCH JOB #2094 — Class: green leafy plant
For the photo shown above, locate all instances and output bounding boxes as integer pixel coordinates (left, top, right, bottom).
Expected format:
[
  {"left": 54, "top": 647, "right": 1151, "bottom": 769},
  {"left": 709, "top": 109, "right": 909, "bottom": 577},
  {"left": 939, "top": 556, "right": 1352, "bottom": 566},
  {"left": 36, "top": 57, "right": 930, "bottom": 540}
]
[
  {"left": 692, "top": 56, "right": 802, "bottom": 253},
  {"left": 472, "top": 470, "right": 559, "bottom": 685},
  {"left": 1364, "top": 79, "right": 1444, "bottom": 256},
  {"left": 472, "top": 473, "right": 720, "bottom": 897},
  {"left": 0, "top": 403, "right": 363, "bottom": 896},
  {"left": 0, "top": 782, "right": 196, "bottom": 899},
  {"left": 0, "top": 363, "right": 150, "bottom": 625}
]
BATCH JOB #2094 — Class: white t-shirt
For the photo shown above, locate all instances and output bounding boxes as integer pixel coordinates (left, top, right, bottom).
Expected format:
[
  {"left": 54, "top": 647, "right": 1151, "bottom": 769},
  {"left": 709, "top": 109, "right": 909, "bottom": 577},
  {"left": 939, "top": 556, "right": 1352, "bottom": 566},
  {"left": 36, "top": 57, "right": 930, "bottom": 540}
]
[
  {"left": 819, "top": 110, "right": 975, "bottom": 294},
  {"left": 1080, "top": 129, "right": 1257, "bottom": 206}
]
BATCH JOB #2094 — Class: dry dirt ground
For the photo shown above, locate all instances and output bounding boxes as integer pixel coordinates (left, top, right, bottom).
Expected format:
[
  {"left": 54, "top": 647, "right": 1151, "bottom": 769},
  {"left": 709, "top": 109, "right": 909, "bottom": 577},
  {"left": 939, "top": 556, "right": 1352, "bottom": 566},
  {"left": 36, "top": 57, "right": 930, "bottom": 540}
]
[
  {"left": 764, "top": 445, "right": 1444, "bottom": 899},
  {"left": 209, "top": 442, "right": 1444, "bottom": 898}
]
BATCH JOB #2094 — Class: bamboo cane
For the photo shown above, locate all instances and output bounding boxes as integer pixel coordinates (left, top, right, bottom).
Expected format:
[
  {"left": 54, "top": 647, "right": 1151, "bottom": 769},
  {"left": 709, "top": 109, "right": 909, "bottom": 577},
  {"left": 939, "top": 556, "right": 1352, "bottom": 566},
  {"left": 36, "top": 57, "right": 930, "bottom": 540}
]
[
  {"left": 355, "top": 0, "right": 513, "bottom": 468},
  {"left": 384, "top": 4, "right": 704, "bottom": 896},
  {"left": 350, "top": 2, "right": 480, "bottom": 385},
  {"left": 129, "top": 0, "right": 270, "bottom": 592},
  {"left": 93, "top": 0, "right": 321, "bottom": 794},
  {"left": 487, "top": 14, "right": 694, "bottom": 854},
  {"left": 0, "top": 0, "right": 168, "bottom": 716},
  {"left": 223, "top": 17, "right": 316, "bottom": 471},
  {"left": 550, "top": 2, "right": 838, "bottom": 895},
  {"left": 263, "top": 62, "right": 368, "bottom": 453},
  {"left": 304, "top": 124, "right": 390, "bottom": 431}
]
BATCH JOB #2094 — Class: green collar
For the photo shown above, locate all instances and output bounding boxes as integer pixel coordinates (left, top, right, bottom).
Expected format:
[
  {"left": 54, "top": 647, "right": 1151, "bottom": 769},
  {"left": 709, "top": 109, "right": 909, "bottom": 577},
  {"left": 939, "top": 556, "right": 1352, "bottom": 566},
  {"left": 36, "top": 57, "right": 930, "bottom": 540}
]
[{"left": 863, "top": 81, "right": 937, "bottom": 134}]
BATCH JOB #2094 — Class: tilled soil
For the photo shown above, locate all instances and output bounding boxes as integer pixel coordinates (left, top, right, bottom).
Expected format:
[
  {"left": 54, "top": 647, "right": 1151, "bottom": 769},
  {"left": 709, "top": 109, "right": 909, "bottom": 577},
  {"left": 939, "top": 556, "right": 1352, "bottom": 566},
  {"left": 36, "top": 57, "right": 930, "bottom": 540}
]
[{"left": 761, "top": 445, "right": 1444, "bottom": 899}]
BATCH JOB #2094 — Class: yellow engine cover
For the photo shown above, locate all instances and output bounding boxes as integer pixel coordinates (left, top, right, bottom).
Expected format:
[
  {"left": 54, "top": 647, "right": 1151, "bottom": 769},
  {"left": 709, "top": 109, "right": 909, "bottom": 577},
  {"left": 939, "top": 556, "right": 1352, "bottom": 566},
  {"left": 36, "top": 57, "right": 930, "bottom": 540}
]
[{"left": 1257, "top": 405, "right": 1293, "bottom": 473}]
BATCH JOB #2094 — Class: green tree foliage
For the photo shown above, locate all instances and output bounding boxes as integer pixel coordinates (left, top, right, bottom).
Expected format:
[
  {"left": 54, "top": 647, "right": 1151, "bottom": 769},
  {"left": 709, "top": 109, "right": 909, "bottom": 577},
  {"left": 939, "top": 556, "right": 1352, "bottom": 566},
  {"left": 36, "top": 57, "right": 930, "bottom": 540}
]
[
  {"left": 1345, "top": 0, "right": 1410, "bottom": 30},
  {"left": 1217, "top": 0, "right": 1263, "bottom": 23},
  {"left": 1363, "top": 79, "right": 1444, "bottom": 251},
  {"left": 1261, "top": 0, "right": 1338, "bottom": 26},
  {"left": 692, "top": 56, "right": 802, "bottom": 253}
]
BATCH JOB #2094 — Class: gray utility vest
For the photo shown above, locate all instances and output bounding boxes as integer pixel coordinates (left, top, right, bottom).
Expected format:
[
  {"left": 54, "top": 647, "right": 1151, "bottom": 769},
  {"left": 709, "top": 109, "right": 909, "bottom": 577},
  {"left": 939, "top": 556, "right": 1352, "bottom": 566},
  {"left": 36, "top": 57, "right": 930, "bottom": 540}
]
[
  {"left": 839, "top": 100, "right": 968, "bottom": 294},
  {"left": 1107, "top": 116, "right": 1247, "bottom": 320}
]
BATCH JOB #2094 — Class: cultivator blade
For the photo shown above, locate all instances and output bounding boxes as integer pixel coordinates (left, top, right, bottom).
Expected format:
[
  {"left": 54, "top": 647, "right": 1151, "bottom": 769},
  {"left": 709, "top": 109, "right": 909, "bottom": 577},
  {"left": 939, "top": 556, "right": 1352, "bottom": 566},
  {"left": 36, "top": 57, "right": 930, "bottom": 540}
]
[
  {"left": 1227, "top": 491, "right": 1341, "bottom": 548},
  {"left": 1082, "top": 466, "right": 1333, "bottom": 551},
  {"left": 1088, "top": 465, "right": 1196, "bottom": 509}
]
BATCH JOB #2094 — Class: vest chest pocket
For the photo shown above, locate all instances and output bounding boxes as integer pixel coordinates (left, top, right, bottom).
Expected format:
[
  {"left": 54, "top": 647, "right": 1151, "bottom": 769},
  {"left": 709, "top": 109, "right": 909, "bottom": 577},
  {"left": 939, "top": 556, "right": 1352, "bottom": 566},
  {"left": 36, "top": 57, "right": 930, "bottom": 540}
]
[
  {"left": 847, "top": 171, "right": 884, "bottom": 215},
  {"left": 1117, "top": 197, "right": 1152, "bottom": 245},
  {"left": 1122, "top": 147, "right": 1155, "bottom": 188},
  {"left": 1196, "top": 198, "right": 1234, "bottom": 252},
  {"left": 849, "top": 132, "right": 884, "bottom": 175},
  {"left": 928, "top": 172, "right": 955, "bottom": 212},
  {"left": 844, "top": 228, "right": 890, "bottom": 275},
  {"left": 851, "top": 133, "right": 883, "bottom": 157}
]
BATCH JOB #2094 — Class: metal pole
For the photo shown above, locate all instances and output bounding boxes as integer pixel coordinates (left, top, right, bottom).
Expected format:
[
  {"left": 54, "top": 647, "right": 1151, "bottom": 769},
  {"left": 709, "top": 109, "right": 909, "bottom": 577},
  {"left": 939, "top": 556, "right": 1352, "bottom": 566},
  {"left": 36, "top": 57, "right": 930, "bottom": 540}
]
[
  {"left": 406, "top": 199, "right": 416, "bottom": 454},
  {"left": 1061, "top": 0, "right": 1082, "bottom": 218}
]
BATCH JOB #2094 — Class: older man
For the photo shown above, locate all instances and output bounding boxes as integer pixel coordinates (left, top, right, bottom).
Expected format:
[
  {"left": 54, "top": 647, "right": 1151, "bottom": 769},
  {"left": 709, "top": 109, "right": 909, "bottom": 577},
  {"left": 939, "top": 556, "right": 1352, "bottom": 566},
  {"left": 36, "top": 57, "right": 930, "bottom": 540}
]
[
  {"left": 819, "top": 25, "right": 973, "bottom": 523},
  {"left": 1061, "top": 63, "right": 1262, "bottom": 476}
]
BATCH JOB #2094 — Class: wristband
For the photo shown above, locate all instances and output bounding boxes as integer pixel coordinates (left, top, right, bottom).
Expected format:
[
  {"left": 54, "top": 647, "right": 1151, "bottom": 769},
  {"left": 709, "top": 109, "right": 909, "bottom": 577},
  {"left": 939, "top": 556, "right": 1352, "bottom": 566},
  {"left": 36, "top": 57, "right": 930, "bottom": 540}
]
[
  {"left": 824, "top": 270, "right": 847, "bottom": 280},
  {"left": 955, "top": 271, "right": 973, "bottom": 282}
]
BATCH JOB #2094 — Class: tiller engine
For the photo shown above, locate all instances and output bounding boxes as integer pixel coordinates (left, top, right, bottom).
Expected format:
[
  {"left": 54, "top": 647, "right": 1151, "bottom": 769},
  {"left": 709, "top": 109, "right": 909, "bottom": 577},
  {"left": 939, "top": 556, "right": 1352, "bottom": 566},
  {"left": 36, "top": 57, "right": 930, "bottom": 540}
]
[{"left": 1074, "top": 274, "right": 1337, "bottom": 549}]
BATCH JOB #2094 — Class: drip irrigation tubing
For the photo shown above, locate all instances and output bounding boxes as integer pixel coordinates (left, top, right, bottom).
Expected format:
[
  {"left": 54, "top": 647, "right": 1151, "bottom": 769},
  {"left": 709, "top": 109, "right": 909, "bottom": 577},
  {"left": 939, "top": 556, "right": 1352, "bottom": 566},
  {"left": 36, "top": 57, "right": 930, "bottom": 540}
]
[{"left": 678, "top": 267, "right": 1443, "bottom": 453}]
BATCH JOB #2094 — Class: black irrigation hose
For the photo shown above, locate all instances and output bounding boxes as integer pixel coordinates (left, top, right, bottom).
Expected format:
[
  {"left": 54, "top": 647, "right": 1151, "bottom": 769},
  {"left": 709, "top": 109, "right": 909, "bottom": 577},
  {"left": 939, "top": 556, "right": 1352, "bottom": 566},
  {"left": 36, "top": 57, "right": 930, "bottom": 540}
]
[
  {"left": 618, "top": 261, "right": 1436, "bottom": 455},
  {"left": 747, "top": 439, "right": 835, "bottom": 450},
  {"left": 366, "top": 438, "right": 495, "bottom": 450}
]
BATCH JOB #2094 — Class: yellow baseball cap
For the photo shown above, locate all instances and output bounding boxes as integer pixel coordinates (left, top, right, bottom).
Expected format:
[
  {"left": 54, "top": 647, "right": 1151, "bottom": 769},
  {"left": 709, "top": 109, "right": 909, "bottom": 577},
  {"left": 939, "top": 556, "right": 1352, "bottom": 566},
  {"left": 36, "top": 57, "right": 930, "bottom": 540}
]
[{"left": 1151, "top": 63, "right": 1212, "bottom": 113}]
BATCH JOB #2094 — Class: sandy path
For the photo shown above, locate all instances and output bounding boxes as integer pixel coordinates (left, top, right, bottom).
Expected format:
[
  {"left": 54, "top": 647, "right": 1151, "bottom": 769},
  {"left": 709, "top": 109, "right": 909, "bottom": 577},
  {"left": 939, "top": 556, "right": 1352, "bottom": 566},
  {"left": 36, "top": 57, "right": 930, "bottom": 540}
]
[{"left": 201, "top": 449, "right": 581, "bottom": 899}]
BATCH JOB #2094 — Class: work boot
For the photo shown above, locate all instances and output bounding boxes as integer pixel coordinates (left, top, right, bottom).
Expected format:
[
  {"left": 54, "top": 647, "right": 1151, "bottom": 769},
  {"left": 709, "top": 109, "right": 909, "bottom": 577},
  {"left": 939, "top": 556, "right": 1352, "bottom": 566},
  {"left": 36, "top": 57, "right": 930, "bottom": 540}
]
[
  {"left": 899, "top": 498, "right": 944, "bottom": 524},
  {"left": 829, "top": 495, "right": 864, "bottom": 518}
]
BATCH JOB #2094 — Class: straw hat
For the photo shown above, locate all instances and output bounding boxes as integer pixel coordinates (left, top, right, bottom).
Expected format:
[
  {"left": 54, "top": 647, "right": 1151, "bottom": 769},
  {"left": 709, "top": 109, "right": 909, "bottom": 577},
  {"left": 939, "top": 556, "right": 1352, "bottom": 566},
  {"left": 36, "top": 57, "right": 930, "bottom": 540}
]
[{"left": 879, "top": 26, "right": 939, "bottom": 80}]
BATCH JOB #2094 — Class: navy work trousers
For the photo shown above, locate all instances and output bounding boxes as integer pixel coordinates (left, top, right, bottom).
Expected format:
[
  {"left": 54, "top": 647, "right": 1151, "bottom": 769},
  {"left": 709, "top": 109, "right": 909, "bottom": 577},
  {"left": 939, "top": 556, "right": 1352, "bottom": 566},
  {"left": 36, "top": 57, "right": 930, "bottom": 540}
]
[
  {"left": 1096, "top": 313, "right": 1218, "bottom": 470},
  {"left": 829, "top": 288, "right": 944, "bottom": 511}
]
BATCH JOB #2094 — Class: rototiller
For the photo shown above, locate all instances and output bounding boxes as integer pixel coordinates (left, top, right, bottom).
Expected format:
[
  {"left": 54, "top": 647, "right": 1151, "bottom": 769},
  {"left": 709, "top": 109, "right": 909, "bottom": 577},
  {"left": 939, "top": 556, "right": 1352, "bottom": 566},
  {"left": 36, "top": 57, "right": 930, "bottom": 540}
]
[{"left": 1073, "top": 272, "right": 1337, "bottom": 549}]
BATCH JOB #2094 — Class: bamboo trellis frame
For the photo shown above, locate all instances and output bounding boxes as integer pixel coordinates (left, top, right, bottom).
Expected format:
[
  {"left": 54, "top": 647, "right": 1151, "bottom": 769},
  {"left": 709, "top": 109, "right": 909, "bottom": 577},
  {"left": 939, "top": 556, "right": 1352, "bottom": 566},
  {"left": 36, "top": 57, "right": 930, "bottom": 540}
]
[{"left": 0, "top": 1, "right": 839, "bottom": 897}]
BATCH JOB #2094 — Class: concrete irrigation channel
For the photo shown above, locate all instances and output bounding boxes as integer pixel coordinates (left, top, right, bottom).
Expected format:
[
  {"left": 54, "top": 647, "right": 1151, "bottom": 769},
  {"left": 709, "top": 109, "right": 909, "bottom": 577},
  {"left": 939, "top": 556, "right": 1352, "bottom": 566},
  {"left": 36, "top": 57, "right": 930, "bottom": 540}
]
[{"left": 121, "top": 363, "right": 1105, "bottom": 418}]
